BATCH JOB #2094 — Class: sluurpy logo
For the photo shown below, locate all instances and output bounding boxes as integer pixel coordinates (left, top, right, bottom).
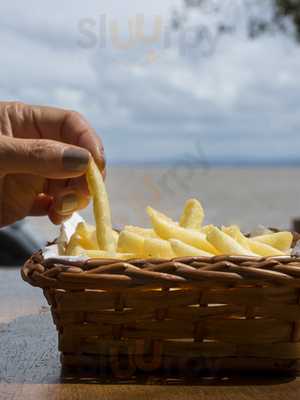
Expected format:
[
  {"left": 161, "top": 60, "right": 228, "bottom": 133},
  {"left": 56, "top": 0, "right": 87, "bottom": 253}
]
[
  {"left": 76, "top": 12, "right": 218, "bottom": 65},
  {"left": 77, "top": 0, "right": 300, "bottom": 65}
]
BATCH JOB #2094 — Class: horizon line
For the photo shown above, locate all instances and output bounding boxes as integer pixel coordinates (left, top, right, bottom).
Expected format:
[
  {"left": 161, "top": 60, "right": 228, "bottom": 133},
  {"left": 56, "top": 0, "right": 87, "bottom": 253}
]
[{"left": 107, "top": 159, "right": 300, "bottom": 168}]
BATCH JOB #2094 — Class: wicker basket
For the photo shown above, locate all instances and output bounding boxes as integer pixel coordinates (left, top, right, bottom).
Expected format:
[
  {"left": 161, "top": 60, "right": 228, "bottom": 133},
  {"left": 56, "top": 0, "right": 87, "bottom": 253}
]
[{"left": 22, "top": 237, "right": 300, "bottom": 377}]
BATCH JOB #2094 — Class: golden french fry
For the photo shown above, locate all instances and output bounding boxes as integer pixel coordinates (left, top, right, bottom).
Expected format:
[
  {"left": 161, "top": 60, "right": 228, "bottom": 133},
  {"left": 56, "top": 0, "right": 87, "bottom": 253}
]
[
  {"left": 179, "top": 199, "right": 205, "bottom": 229},
  {"left": 65, "top": 235, "right": 87, "bottom": 256},
  {"left": 112, "top": 230, "right": 119, "bottom": 247},
  {"left": 64, "top": 188, "right": 294, "bottom": 260},
  {"left": 76, "top": 222, "right": 99, "bottom": 249},
  {"left": 117, "top": 230, "right": 145, "bottom": 256},
  {"left": 252, "top": 232, "right": 293, "bottom": 252},
  {"left": 144, "top": 238, "right": 174, "bottom": 259},
  {"left": 86, "top": 159, "right": 116, "bottom": 252},
  {"left": 69, "top": 245, "right": 87, "bottom": 256},
  {"left": 147, "top": 207, "right": 220, "bottom": 255},
  {"left": 250, "top": 226, "right": 274, "bottom": 237},
  {"left": 78, "top": 223, "right": 101, "bottom": 249},
  {"left": 247, "top": 239, "right": 285, "bottom": 257},
  {"left": 207, "top": 227, "right": 256, "bottom": 256},
  {"left": 80, "top": 250, "right": 135, "bottom": 260},
  {"left": 170, "top": 239, "right": 214, "bottom": 257},
  {"left": 201, "top": 224, "right": 215, "bottom": 235},
  {"left": 65, "top": 233, "right": 92, "bottom": 255},
  {"left": 124, "top": 225, "right": 157, "bottom": 238},
  {"left": 76, "top": 221, "right": 94, "bottom": 236},
  {"left": 222, "top": 225, "right": 251, "bottom": 250}
]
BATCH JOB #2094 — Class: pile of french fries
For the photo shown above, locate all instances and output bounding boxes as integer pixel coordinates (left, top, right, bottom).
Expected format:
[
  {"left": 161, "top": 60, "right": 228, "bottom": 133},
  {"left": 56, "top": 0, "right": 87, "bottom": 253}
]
[{"left": 62, "top": 160, "right": 293, "bottom": 260}]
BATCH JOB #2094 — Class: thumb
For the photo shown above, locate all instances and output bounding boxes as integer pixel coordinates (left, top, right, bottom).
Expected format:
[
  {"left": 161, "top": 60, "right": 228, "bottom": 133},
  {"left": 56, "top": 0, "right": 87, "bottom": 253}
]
[{"left": 0, "top": 136, "right": 91, "bottom": 179}]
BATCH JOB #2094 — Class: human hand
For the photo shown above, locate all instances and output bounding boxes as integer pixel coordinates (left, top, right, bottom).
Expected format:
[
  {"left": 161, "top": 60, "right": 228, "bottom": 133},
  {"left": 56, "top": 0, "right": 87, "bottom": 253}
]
[{"left": 0, "top": 102, "right": 105, "bottom": 227}]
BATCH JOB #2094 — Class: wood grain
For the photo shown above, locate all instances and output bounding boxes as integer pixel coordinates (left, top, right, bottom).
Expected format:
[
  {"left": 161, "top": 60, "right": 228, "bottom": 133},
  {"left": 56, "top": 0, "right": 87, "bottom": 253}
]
[{"left": 1, "top": 268, "right": 300, "bottom": 399}]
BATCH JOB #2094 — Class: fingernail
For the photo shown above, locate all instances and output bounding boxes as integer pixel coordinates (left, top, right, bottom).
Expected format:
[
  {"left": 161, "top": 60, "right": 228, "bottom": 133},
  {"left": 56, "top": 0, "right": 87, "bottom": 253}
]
[
  {"left": 56, "top": 193, "right": 78, "bottom": 215},
  {"left": 63, "top": 148, "right": 90, "bottom": 172},
  {"left": 100, "top": 152, "right": 106, "bottom": 172},
  {"left": 95, "top": 144, "right": 106, "bottom": 172}
]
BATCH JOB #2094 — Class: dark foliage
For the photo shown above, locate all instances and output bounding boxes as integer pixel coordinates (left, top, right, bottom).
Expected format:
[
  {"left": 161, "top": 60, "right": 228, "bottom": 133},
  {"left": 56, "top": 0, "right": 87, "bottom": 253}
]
[{"left": 179, "top": 0, "right": 300, "bottom": 42}]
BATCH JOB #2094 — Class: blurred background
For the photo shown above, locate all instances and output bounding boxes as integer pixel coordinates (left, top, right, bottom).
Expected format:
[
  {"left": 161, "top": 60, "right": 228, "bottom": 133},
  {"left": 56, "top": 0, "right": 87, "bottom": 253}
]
[{"left": 1, "top": 0, "right": 300, "bottom": 245}]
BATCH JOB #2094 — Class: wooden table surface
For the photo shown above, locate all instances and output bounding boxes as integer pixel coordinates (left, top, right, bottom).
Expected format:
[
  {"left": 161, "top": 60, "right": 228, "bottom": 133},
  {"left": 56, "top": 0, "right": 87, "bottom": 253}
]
[{"left": 1, "top": 267, "right": 300, "bottom": 400}]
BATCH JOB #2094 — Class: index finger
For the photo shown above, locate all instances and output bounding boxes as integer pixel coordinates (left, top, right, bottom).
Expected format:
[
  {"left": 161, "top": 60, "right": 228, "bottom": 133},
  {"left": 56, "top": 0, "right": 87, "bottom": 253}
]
[
  {"left": 4, "top": 102, "right": 106, "bottom": 174},
  {"left": 59, "top": 109, "right": 106, "bottom": 173}
]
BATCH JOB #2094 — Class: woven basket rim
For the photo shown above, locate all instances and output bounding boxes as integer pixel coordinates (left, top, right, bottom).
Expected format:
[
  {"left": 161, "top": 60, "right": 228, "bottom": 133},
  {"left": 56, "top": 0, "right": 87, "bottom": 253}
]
[{"left": 20, "top": 230, "right": 300, "bottom": 291}]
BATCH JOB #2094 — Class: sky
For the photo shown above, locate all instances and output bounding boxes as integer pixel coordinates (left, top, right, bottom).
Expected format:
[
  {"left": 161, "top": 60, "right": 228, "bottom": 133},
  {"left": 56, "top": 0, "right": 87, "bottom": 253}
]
[{"left": 0, "top": 0, "right": 300, "bottom": 165}]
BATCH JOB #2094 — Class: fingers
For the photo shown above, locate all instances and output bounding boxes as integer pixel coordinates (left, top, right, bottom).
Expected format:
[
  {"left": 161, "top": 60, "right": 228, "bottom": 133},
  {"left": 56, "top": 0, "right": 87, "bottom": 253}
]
[
  {"left": 1, "top": 102, "right": 106, "bottom": 176},
  {"left": 0, "top": 173, "right": 45, "bottom": 226},
  {"left": 29, "top": 184, "right": 90, "bottom": 225},
  {"left": 48, "top": 188, "right": 90, "bottom": 225},
  {"left": 29, "top": 194, "right": 53, "bottom": 216},
  {"left": 59, "top": 110, "right": 106, "bottom": 174},
  {"left": 0, "top": 102, "right": 104, "bottom": 226},
  {"left": 46, "top": 175, "right": 89, "bottom": 199},
  {"left": 44, "top": 176, "right": 90, "bottom": 224},
  {"left": 29, "top": 187, "right": 90, "bottom": 225},
  {"left": 0, "top": 136, "right": 91, "bottom": 179}
]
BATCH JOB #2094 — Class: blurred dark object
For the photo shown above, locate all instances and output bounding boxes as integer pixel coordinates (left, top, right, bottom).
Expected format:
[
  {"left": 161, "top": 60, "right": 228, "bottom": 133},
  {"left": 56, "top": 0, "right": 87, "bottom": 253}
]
[
  {"left": 174, "top": 0, "right": 300, "bottom": 43},
  {"left": 247, "top": 0, "right": 300, "bottom": 41},
  {"left": 0, "top": 221, "right": 43, "bottom": 266},
  {"left": 292, "top": 218, "right": 300, "bottom": 233},
  {"left": 274, "top": 0, "right": 300, "bottom": 41}
]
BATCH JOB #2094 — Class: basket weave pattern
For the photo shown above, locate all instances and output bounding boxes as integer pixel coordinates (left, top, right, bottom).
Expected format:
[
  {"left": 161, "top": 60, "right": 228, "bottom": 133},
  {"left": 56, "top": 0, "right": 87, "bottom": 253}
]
[{"left": 22, "top": 250, "right": 300, "bottom": 375}]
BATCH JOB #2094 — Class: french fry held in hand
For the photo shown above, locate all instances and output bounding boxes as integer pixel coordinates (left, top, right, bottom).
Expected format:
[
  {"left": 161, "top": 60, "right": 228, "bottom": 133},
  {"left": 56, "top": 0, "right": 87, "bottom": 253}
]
[
  {"left": 86, "top": 159, "right": 116, "bottom": 253},
  {"left": 62, "top": 158, "right": 294, "bottom": 260}
]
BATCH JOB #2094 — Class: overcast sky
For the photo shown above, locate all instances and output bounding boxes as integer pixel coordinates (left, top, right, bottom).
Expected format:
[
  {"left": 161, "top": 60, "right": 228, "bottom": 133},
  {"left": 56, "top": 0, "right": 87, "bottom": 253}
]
[{"left": 0, "top": 0, "right": 299, "bottom": 165}]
